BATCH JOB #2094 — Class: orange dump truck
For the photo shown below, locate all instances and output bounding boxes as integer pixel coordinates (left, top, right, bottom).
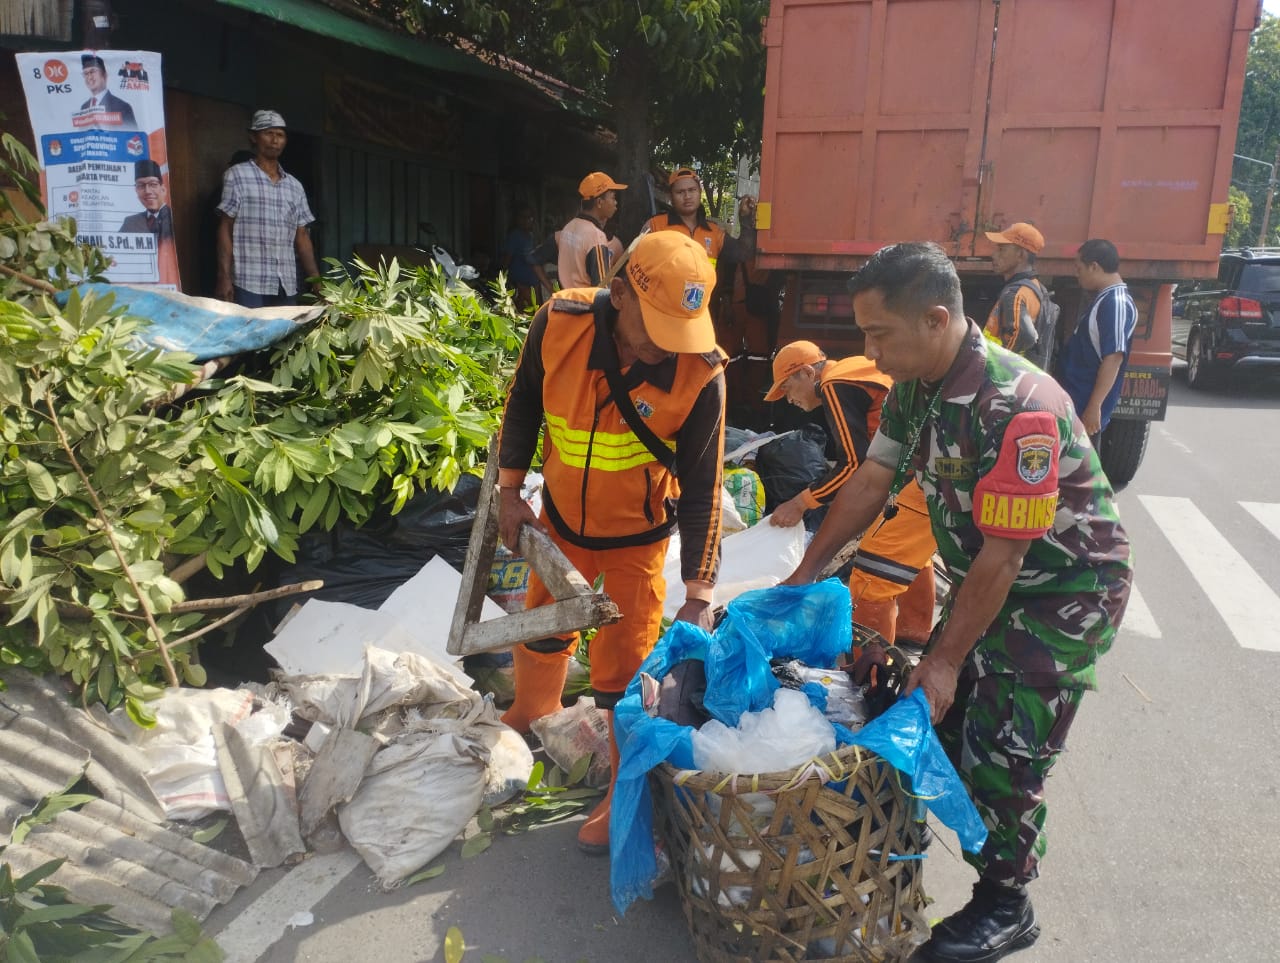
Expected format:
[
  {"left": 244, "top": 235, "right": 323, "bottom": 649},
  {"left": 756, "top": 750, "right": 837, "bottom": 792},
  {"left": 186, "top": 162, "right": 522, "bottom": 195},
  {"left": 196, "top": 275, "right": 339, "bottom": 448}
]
[{"left": 753, "top": 0, "right": 1260, "bottom": 484}]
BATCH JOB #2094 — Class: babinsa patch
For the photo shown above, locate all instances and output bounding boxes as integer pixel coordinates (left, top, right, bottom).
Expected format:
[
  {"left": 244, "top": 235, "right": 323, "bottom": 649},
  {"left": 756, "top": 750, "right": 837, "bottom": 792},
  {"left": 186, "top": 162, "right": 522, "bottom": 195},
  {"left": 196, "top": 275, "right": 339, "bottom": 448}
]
[{"left": 1016, "top": 433, "right": 1055, "bottom": 485}]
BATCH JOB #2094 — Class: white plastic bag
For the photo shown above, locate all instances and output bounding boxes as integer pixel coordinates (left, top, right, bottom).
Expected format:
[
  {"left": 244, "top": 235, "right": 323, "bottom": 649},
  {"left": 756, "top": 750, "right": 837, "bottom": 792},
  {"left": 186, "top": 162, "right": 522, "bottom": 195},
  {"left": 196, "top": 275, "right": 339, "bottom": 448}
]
[
  {"left": 339, "top": 716, "right": 489, "bottom": 886},
  {"left": 691, "top": 688, "right": 835, "bottom": 775},
  {"left": 529, "top": 697, "right": 611, "bottom": 788},
  {"left": 663, "top": 520, "right": 806, "bottom": 620}
]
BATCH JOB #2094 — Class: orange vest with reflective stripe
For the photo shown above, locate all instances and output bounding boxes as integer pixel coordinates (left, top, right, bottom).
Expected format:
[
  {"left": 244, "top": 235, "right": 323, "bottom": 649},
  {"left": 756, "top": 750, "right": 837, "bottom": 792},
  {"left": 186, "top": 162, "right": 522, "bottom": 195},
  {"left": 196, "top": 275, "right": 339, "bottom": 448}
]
[
  {"left": 646, "top": 213, "right": 726, "bottom": 267},
  {"left": 539, "top": 290, "right": 725, "bottom": 545}
]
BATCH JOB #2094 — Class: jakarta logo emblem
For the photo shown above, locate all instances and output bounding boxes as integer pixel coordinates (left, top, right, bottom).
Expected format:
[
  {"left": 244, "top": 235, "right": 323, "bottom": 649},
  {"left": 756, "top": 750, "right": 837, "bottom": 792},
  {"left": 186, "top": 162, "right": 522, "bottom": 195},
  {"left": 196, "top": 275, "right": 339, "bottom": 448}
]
[
  {"left": 681, "top": 281, "right": 706, "bottom": 312},
  {"left": 1015, "top": 433, "right": 1055, "bottom": 485},
  {"left": 634, "top": 397, "right": 654, "bottom": 418}
]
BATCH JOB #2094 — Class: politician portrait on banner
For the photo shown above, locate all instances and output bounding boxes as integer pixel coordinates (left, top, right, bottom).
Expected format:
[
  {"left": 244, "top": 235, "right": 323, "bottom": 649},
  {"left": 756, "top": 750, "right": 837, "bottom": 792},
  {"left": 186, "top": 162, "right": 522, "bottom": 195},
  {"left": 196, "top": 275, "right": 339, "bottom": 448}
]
[{"left": 17, "top": 50, "right": 181, "bottom": 290}]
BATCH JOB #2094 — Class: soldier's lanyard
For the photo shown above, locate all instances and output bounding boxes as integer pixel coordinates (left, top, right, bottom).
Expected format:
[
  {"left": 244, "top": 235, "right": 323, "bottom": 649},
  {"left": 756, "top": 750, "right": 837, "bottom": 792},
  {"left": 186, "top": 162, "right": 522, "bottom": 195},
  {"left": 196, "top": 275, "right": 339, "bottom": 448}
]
[{"left": 876, "top": 380, "right": 944, "bottom": 529}]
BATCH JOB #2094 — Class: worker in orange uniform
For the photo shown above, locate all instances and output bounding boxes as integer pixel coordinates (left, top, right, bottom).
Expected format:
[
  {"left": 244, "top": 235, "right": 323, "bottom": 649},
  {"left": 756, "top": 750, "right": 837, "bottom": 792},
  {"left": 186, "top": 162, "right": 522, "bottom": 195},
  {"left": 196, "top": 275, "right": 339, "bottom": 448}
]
[
  {"left": 766, "top": 341, "right": 936, "bottom": 646},
  {"left": 983, "top": 221, "right": 1058, "bottom": 370},
  {"left": 645, "top": 167, "right": 757, "bottom": 270},
  {"left": 496, "top": 231, "right": 727, "bottom": 855}
]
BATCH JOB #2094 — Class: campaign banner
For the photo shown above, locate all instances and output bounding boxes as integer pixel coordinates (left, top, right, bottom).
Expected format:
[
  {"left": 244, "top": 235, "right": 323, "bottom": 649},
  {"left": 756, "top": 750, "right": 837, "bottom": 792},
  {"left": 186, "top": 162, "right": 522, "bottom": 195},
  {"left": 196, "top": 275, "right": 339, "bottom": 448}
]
[{"left": 16, "top": 50, "right": 181, "bottom": 289}]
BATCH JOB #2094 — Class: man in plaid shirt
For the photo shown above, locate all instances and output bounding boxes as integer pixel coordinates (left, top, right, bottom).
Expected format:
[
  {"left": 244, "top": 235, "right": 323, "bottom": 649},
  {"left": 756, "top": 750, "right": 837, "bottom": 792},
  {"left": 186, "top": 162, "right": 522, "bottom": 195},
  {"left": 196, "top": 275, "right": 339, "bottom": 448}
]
[{"left": 216, "top": 109, "right": 320, "bottom": 307}]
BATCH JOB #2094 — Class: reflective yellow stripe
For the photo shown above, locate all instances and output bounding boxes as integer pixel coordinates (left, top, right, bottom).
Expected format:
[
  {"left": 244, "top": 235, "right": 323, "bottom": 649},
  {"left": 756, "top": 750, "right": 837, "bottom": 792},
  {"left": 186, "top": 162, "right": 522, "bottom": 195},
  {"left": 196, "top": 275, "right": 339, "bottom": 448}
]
[{"left": 546, "top": 413, "right": 673, "bottom": 471}]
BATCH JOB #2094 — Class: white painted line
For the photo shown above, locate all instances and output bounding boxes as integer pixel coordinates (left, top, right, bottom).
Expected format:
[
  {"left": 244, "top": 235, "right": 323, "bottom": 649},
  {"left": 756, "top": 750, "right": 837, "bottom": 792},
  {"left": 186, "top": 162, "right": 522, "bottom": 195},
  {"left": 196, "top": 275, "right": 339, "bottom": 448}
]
[
  {"left": 1241, "top": 502, "right": 1280, "bottom": 544},
  {"left": 1156, "top": 425, "right": 1193, "bottom": 456},
  {"left": 1139, "top": 496, "right": 1280, "bottom": 653},
  {"left": 216, "top": 850, "right": 362, "bottom": 963},
  {"left": 1120, "top": 584, "right": 1160, "bottom": 639}
]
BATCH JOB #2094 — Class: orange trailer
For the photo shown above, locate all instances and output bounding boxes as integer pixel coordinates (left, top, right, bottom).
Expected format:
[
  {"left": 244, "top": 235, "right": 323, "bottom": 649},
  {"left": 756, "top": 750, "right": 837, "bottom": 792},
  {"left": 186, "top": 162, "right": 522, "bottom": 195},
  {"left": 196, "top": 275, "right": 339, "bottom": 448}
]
[{"left": 753, "top": 0, "right": 1261, "bottom": 484}]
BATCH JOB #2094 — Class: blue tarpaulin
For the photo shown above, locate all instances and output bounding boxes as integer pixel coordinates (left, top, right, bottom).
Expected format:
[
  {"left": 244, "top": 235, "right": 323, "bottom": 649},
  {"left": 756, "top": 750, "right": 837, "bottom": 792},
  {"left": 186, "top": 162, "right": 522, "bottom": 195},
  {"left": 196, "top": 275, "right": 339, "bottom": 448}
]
[{"left": 58, "top": 283, "right": 324, "bottom": 361}]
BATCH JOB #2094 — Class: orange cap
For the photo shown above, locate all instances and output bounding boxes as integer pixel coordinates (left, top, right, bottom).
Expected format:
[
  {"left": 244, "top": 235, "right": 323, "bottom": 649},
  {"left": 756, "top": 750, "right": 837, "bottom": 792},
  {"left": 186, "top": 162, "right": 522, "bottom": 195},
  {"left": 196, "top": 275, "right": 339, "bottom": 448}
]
[
  {"left": 579, "top": 171, "right": 628, "bottom": 199},
  {"left": 668, "top": 166, "right": 699, "bottom": 186},
  {"left": 763, "top": 341, "right": 825, "bottom": 401},
  {"left": 624, "top": 232, "right": 717, "bottom": 353},
  {"left": 984, "top": 222, "right": 1045, "bottom": 254}
]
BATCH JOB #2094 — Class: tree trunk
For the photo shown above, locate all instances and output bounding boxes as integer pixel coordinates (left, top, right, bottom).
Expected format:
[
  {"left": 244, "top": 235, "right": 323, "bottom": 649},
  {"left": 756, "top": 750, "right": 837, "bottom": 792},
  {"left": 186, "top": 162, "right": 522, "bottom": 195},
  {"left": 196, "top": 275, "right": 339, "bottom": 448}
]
[{"left": 610, "top": 40, "right": 656, "bottom": 244}]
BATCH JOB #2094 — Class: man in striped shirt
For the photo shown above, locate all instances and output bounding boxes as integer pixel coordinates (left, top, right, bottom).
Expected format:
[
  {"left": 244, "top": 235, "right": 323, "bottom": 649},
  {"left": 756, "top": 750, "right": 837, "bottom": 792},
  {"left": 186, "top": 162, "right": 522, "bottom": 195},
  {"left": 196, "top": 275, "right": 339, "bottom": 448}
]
[
  {"left": 1057, "top": 239, "right": 1138, "bottom": 438},
  {"left": 215, "top": 109, "right": 320, "bottom": 307}
]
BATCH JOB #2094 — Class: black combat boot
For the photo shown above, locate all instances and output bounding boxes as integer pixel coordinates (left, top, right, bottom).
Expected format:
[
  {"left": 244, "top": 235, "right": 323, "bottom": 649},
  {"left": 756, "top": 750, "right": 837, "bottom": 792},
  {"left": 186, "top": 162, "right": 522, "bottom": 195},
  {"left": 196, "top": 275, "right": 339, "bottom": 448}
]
[{"left": 914, "top": 878, "right": 1039, "bottom": 962}]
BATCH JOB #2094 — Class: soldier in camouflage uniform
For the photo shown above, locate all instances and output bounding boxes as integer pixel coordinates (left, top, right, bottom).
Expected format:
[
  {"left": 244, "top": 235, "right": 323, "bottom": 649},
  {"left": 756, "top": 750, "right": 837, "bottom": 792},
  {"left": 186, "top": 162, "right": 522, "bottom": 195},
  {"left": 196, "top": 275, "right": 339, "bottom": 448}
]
[{"left": 786, "top": 242, "right": 1131, "bottom": 963}]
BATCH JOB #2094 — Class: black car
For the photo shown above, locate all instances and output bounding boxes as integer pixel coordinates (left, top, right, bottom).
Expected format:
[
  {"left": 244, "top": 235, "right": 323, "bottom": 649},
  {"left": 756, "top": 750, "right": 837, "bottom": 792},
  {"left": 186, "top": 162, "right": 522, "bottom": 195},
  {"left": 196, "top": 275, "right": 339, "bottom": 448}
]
[{"left": 1172, "top": 248, "right": 1280, "bottom": 388}]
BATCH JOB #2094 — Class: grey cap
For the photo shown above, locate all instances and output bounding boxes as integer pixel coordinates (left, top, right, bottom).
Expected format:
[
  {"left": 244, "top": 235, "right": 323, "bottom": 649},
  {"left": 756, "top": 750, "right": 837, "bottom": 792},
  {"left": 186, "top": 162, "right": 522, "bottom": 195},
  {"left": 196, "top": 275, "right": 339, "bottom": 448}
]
[{"left": 249, "top": 109, "right": 286, "bottom": 132}]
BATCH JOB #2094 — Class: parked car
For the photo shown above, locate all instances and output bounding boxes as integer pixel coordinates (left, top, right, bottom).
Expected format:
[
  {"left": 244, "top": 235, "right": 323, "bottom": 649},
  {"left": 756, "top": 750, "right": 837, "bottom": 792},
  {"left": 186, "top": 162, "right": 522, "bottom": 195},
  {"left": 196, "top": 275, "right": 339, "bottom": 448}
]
[{"left": 1172, "top": 248, "right": 1280, "bottom": 389}]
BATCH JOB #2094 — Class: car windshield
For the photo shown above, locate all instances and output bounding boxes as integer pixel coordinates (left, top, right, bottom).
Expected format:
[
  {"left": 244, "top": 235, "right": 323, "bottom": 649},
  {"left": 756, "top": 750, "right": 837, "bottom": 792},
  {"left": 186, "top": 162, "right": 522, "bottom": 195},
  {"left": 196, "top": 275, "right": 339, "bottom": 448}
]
[{"left": 1239, "top": 263, "right": 1280, "bottom": 294}]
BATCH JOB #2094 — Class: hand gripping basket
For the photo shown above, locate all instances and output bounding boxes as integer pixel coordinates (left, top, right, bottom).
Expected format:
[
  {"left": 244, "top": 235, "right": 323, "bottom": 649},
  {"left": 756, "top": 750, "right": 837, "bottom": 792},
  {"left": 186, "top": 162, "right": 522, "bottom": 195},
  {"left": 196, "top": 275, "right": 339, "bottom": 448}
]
[{"left": 651, "top": 743, "right": 930, "bottom": 962}]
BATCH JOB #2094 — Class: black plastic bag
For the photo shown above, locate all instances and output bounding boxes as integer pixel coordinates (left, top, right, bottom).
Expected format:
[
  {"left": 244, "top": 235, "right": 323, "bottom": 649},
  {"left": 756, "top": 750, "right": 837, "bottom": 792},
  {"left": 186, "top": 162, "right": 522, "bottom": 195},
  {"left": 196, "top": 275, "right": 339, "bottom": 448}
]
[{"left": 754, "top": 423, "right": 830, "bottom": 512}]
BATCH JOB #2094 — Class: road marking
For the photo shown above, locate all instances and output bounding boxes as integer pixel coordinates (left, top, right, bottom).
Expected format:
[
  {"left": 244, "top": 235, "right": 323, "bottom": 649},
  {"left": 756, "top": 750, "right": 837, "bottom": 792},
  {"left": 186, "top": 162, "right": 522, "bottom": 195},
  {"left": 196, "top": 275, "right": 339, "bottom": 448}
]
[
  {"left": 1241, "top": 501, "right": 1280, "bottom": 544},
  {"left": 215, "top": 850, "right": 361, "bottom": 963},
  {"left": 1139, "top": 496, "right": 1280, "bottom": 653},
  {"left": 1156, "top": 425, "right": 1193, "bottom": 456},
  {"left": 1121, "top": 584, "right": 1160, "bottom": 638}
]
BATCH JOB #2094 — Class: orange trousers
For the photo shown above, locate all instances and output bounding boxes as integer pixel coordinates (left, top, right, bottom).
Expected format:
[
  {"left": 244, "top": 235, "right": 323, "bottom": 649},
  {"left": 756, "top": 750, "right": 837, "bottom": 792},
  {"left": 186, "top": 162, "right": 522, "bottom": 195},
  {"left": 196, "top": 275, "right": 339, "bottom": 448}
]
[
  {"left": 523, "top": 523, "right": 668, "bottom": 702},
  {"left": 850, "top": 481, "right": 937, "bottom": 644}
]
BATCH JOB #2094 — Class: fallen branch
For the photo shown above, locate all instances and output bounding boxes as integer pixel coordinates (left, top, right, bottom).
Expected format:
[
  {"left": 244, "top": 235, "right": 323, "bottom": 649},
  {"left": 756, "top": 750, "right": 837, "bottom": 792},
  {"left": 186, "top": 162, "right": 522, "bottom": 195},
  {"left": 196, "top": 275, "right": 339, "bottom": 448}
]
[
  {"left": 45, "top": 391, "right": 180, "bottom": 688},
  {"left": 170, "top": 579, "right": 324, "bottom": 613},
  {"left": 162, "top": 604, "right": 252, "bottom": 650},
  {"left": 168, "top": 553, "right": 208, "bottom": 586},
  {"left": 0, "top": 261, "right": 58, "bottom": 294}
]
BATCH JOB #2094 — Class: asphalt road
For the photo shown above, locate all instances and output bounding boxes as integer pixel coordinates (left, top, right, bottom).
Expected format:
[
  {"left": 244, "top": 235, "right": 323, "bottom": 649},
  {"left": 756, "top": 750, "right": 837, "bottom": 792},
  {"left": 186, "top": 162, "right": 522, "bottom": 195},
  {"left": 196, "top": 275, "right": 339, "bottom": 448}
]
[{"left": 205, "top": 367, "right": 1280, "bottom": 963}]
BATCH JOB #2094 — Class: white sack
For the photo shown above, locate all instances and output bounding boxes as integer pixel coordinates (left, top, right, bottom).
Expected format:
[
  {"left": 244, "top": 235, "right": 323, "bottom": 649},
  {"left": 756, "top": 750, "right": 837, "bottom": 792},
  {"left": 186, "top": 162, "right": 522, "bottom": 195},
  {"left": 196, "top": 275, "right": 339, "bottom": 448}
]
[
  {"left": 339, "top": 718, "right": 489, "bottom": 885},
  {"left": 110, "top": 687, "right": 254, "bottom": 820}
]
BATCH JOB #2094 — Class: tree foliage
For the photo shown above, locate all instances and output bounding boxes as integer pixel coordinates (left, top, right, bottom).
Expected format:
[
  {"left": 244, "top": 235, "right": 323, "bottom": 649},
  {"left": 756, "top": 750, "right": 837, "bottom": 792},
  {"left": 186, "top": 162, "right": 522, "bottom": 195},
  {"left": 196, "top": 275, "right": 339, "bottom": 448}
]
[
  {"left": 1226, "top": 185, "right": 1254, "bottom": 248},
  {"left": 1234, "top": 14, "right": 1280, "bottom": 234},
  {"left": 1, "top": 164, "right": 525, "bottom": 714},
  {"left": 367, "top": 0, "right": 768, "bottom": 237}
]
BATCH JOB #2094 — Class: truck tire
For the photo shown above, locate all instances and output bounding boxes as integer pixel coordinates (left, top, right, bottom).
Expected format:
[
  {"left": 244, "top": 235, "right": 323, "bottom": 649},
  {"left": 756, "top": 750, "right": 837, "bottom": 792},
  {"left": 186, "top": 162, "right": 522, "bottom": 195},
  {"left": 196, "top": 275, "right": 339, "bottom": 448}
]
[{"left": 1098, "top": 418, "right": 1150, "bottom": 490}]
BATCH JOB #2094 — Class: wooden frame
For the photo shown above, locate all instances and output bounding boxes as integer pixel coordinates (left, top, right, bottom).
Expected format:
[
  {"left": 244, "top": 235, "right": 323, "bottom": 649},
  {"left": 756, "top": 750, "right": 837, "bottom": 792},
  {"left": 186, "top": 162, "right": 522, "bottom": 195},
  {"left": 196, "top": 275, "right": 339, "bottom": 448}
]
[{"left": 446, "top": 449, "right": 621, "bottom": 658}]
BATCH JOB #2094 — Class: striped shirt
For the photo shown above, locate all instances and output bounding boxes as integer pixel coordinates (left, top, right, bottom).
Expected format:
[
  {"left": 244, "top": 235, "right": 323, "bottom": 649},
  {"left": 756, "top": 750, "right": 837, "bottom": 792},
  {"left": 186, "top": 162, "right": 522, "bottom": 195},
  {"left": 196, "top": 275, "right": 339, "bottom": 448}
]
[
  {"left": 1057, "top": 282, "right": 1138, "bottom": 430},
  {"left": 217, "top": 160, "right": 314, "bottom": 296}
]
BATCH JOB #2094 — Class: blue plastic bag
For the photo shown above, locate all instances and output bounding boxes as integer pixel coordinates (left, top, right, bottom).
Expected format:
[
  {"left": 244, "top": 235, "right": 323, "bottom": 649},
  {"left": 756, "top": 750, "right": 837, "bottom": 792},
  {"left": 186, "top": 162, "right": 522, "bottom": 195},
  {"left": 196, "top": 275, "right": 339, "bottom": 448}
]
[
  {"left": 610, "top": 581, "right": 852, "bottom": 914},
  {"left": 849, "top": 688, "right": 988, "bottom": 854},
  {"left": 704, "top": 581, "right": 852, "bottom": 725}
]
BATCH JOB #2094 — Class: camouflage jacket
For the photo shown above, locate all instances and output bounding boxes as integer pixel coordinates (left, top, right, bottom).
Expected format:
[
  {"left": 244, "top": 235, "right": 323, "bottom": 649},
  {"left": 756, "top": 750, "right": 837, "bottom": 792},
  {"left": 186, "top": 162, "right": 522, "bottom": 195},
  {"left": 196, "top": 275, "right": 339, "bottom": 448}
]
[{"left": 867, "top": 323, "right": 1132, "bottom": 687}]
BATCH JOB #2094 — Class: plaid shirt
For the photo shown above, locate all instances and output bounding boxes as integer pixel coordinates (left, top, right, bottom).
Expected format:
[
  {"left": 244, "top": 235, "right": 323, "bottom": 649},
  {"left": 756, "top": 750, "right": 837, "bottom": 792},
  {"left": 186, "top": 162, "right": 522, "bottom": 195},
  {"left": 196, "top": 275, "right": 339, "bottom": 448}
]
[{"left": 217, "top": 160, "right": 314, "bottom": 295}]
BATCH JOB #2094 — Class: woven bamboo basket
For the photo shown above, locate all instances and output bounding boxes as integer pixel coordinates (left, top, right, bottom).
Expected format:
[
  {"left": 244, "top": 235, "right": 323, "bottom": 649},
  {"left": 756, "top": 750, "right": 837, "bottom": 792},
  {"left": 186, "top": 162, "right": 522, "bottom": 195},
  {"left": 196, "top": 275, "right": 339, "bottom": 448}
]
[{"left": 652, "top": 743, "right": 930, "bottom": 962}]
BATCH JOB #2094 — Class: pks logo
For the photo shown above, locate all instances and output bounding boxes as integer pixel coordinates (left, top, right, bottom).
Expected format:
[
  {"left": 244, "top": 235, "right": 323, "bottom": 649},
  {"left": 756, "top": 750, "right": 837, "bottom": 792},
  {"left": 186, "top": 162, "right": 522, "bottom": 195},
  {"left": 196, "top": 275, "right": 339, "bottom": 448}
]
[
  {"left": 117, "top": 61, "right": 150, "bottom": 91},
  {"left": 125, "top": 135, "right": 145, "bottom": 157},
  {"left": 38, "top": 59, "right": 73, "bottom": 94},
  {"left": 1015, "top": 433, "right": 1055, "bottom": 485},
  {"left": 680, "top": 280, "right": 706, "bottom": 312}
]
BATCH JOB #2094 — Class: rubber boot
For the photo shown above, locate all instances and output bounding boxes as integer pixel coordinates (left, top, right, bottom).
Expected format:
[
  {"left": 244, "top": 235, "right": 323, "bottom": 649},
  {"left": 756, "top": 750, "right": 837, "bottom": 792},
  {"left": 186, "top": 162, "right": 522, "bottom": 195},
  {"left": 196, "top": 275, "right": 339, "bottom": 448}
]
[
  {"left": 577, "top": 710, "right": 619, "bottom": 855},
  {"left": 896, "top": 564, "right": 937, "bottom": 646},
  {"left": 915, "top": 879, "right": 1039, "bottom": 962},
  {"left": 499, "top": 644, "right": 570, "bottom": 735},
  {"left": 853, "top": 597, "right": 899, "bottom": 645}
]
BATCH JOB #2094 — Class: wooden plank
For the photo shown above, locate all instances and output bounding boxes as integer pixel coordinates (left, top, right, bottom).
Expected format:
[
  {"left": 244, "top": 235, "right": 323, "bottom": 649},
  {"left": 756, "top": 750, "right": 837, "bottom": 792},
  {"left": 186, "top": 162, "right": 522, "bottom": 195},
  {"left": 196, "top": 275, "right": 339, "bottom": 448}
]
[
  {"left": 446, "top": 446, "right": 501, "bottom": 656},
  {"left": 297, "top": 727, "right": 379, "bottom": 840},
  {"left": 455, "top": 594, "right": 621, "bottom": 657},
  {"left": 518, "top": 526, "right": 594, "bottom": 598}
]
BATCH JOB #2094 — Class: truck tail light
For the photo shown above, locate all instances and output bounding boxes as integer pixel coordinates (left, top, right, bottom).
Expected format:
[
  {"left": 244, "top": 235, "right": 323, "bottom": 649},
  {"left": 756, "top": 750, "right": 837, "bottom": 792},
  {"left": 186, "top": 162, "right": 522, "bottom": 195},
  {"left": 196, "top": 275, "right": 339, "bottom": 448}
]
[{"left": 1218, "top": 296, "right": 1264, "bottom": 320}]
